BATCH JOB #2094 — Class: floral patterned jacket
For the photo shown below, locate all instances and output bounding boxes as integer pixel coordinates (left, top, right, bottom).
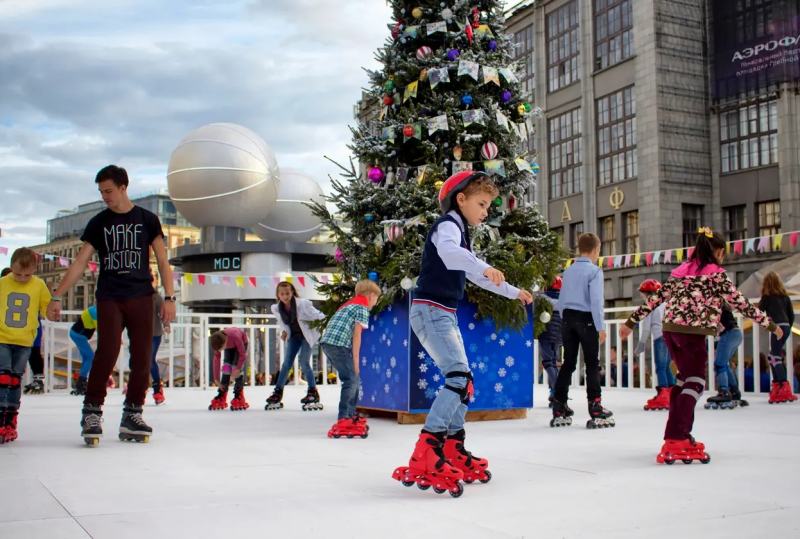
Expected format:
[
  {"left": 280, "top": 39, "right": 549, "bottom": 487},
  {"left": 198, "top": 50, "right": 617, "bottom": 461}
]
[{"left": 625, "top": 261, "right": 776, "bottom": 336}]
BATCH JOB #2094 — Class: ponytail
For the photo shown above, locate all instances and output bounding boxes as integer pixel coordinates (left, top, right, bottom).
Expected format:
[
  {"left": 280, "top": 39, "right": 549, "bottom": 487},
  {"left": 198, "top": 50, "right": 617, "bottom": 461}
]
[{"left": 689, "top": 227, "right": 726, "bottom": 270}]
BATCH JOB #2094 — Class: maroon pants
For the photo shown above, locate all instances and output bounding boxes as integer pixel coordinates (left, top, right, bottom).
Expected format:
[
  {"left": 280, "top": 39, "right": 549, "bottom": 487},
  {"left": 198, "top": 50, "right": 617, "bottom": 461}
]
[
  {"left": 85, "top": 295, "right": 154, "bottom": 407},
  {"left": 663, "top": 331, "right": 708, "bottom": 440}
]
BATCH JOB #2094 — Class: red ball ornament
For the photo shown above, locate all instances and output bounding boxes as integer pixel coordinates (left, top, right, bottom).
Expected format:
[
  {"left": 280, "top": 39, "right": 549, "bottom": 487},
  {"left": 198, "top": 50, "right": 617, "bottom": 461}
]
[
  {"left": 471, "top": 7, "right": 480, "bottom": 28},
  {"left": 403, "top": 124, "right": 414, "bottom": 137},
  {"left": 465, "top": 23, "right": 474, "bottom": 45},
  {"left": 481, "top": 141, "right": 499, "bottom": 160},
  {"left": 383, "top": 95, "right": 394, "bottom": 106}
]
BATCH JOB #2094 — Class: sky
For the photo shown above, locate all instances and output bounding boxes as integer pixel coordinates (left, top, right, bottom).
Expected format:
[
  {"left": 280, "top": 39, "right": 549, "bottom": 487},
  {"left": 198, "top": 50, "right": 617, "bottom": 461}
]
[{"left": 0, "top": 0, "right": 393, "bottom": 268}]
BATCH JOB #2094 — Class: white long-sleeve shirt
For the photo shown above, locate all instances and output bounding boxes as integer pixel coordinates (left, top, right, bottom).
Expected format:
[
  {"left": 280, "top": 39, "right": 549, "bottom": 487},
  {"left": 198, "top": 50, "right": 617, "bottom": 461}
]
[
  {"left": 430, "top": 211, "right": 520, "bottom": 300},
  {"left": 635, "top": 303, "right": 665, "bottom": 355}
]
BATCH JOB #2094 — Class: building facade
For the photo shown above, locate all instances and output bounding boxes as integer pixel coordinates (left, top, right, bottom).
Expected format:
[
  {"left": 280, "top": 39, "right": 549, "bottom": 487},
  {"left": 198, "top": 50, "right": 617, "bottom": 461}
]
[{"left": 506, "top": 0, "right": 800, "bottom": 304}]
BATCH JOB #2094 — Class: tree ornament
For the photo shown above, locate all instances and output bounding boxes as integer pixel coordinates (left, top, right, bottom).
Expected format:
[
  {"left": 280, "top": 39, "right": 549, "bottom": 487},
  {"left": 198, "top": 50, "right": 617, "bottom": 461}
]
[
  {"left": 530, "top": 162, "right": 541, "bottom": 174},
  {"left": 465, "top": 23, "right": 474, "bottom": 44},
  {"left": 452, "top": 145, "right": 463, "bottom": 160},
  {"left": 391, "top": 20, "right": 404, "bottom": 40},
  {"left": 386, "top": 223, "right": 405, "bottom": 242},
  {"left": 403, "top": 124, "right": 414, "bottom": 137},
  {"left": 517, "top": 103, "right": 527, "bottom": 116},
  {"left": 364, "top": 213, "right": 375, "bottom": 223},
  {"left": 400, "top": 277, "right": 414, "bottom": 290},
  {"left": 493, "top": 196, "right": 503, "bottom": 207},
  {"left": 368, "top": 271, "right": 379, "bottom": 282},
  {"left": 461, "top": 94, "right": 473, "bottom": 106},
  {"left": 501, "top": 89, "right": 512, "bottom": 103},
  {"left": 416, "top": 46, "right": 433, "bottom": 60},
  {"left": 411, "top": 6, "right": 423, "bottom": 18},
  {"left": 383, "top": 95, "right": 394, "bottom": 106},
  {"left": 334, "top": 247, "right": 345, "bottom": 264},
  {"left": 441, "top": 7, "right": 453, "bottom": 21},
  {"left": 384, "top": 79, "right": 395, "bottom": 93},
  {"left": 471, "top": 7, "right": 480, "bottom": 28},
  {"left": 481, "top": 141, "right": 499, "bottom": 160},
  {"left": 446, "top": 48, "right": 460, "bottom": 61},
  {"left": 539, "top": 311, "right": 551, "bottom": 324},
  {"left": 523, "top": 102, "right": 532, "bottom": 113},
  {"left": 367, "top": 166, "right": 385, "bottom": 183},
  {"left": 434, "top": 180, "right": 444, "bottom": 189},
  {"left": 487, "top": 39, "right": 497, "bottom": 52},
  {"left": 418, "top": 68, "right": 428, "bottom": 81}
]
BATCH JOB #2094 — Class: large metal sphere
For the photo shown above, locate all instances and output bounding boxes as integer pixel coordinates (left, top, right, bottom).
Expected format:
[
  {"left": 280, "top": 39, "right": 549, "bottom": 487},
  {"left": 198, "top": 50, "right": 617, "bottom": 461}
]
[
  {"left": 167, "top": 123, "right": 279, "bottom": 227},
  {"left": 254, "top": 169, "right": 324, "bottom": 242}
]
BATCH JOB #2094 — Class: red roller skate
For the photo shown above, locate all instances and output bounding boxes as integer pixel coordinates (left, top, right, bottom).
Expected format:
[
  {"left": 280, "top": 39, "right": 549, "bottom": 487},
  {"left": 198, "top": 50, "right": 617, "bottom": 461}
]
[
  {"left": 0, "top": 411, "right": 18, "bottom": 444},
  {"left": 644, "top": 386, "right": 671, "bottom": 411},
  {"left": 656, "top": 437, "right": 710, "bottom": 465},
  {"left": 230, "top": 390, "right": 249, "bottom": 411},
  {"left": 152, "top": 383, "right": 165, "bottom": 406},
  {"left": 769, "top": 381, "right": 797, "bottom": 404},
  {"left": 443, "top": 429, "right": 491, "bottom": 484},
  {"left": 327, "top": 416, "right": 368, "bottom": 439},
  {"left": 392, "top": 431, "right": 464, "bottom": 498},
  {"left": 208, "top": 390, "right": 228, "bottom": 411}
]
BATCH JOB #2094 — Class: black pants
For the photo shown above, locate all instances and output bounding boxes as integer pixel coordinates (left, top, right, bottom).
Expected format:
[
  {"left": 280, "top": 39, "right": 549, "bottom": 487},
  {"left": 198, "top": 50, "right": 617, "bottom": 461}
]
[{"left": 554, "top": 309, "right": 601, "bottom": 402}]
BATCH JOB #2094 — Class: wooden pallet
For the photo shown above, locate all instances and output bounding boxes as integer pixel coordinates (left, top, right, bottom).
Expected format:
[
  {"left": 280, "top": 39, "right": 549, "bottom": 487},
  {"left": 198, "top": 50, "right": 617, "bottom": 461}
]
[{"left": 356, "top": 406, "right": 527, "bottom": 425}]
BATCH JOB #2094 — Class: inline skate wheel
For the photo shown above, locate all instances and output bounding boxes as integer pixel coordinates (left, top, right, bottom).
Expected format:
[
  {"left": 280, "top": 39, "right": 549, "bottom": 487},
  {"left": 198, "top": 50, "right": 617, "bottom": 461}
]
[
  {"left": 433, "top": 487, "right": 446, "bottom": 494},
  {"left": 401, "top": 480, "right": 414, "bottom": 487},
  {"left": 417, "top": 483, "right": 430, "bottom": 491},
  {"left": 682, "top": 459, "right": 692, "bottom": 464},
  {"left": 700, "top": 455, "right": 711, "bottom": 464},
  {"left": 449, "top": 483, "right": 464, "bottom": 498},
  {"left": 479, "top": 470, "right": 492, "bottom": 483},
  {"left": 664, "top": 458, "right": 674, "bottom": 465}
]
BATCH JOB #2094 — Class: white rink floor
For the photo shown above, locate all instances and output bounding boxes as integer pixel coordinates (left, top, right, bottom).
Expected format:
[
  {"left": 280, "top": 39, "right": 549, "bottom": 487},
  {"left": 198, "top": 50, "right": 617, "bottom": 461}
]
[{"left": 1, "top": 385, "right": 798, "bottom": 539}]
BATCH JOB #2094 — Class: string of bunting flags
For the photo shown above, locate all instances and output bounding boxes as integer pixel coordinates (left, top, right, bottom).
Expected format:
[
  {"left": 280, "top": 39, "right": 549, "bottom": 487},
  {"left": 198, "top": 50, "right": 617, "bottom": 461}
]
[
  {"left": 176, "top": 271, "right": 335, "bottom": 289},
  {"left": 564, "top": 230, "right": 800, "bottom": 270}
]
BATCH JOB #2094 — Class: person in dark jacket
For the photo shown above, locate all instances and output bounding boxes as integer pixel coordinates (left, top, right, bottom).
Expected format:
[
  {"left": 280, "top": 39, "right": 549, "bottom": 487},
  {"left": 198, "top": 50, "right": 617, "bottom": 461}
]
[
  {"left": 759, "top": 271, "right": 797, "bottom": 403},
  {"left": 538, "top": 276, "right": 563, "bottom": 406}
]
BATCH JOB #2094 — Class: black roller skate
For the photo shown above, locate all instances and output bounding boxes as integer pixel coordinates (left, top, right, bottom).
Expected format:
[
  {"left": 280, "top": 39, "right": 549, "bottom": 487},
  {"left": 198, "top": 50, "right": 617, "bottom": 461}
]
[
  {"left": 81, "top": 404, "right": 103, "bottom": 447},
  {"left": 23, "top": 375, "right": 45, "bottom": 394},
  {"left": 70, "top": 376, "right": 87, "bottom": 396},
  {"left": 300, "top": 388, "right": 323, "bottom": 411},
  {"left": 550, "top": 398, "right": 573, "bottom": 427},
  {"left": 119, "top": 405, "right": 152, "bottom": 443},
  {"left": 704, "top": 390, "right": 736, "bottom": 410},
  {"left": 587, "top": 397, "right": 615, "bottom": 428},
  {"left": 731, "top": 388, "right": 749, "bottom": 407},
  {"left": 264, "top": 387, "right": 284, "bottom": 411}
]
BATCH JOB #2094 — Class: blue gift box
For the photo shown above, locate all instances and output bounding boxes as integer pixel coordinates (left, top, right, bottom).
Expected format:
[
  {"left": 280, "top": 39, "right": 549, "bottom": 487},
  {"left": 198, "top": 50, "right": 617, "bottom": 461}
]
[{"left": 357, "top": 295, "right": 534, "bottom": 413}]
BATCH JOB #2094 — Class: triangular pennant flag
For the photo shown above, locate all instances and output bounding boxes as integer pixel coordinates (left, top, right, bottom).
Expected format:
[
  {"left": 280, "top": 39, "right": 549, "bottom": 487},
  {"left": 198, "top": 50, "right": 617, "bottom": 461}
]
[
  {"left": 633, "top": 253, "right": 641, "bottom": 267},
  {"left": 222, "top": 276, "right": 232, "bottom": 286},
  {"left": 59, "top": 256, "right": 69, "bottom": 267},
  {"left": 481, "top": 66, "right": 500, "bottom": 86},
  {"left": 614, "top": 255, "right": 623, "bottom": 268},
  {"left": 653, "top": 251, "right": 661, "bottom": 264},
  {"left": 756, "top": 236, "right": 769, "bottom": 252},
  {"left": 664, "top": 250, "right": 672, "bottom": 264},
  {"left": 298, "top": 276, "right": 306, "bottom": 287},
  {"left": 285, "top": 274, "right": 294, "bottom": 284},
  {"left": 211, "top": 275, "right": 221, "bottom": 285},
  {"left": 185, "top": 273, "right": 194, "bottom": 284},
  {"left": 606, "top": 256, "right": 614, "bottom": 269},
  {"left": 248, "top": 276, "right": 257, "bottom": 287},
  {"left": 773, "top": 234, "right": 783, "bottom": 250},
  {"left": 44, "top": 254, "right": 55, "bottom": 261},
  {"left": 235, "top": 276, "right": 244, "bottom": 288},
  {"left": 598, "top": 257, "right": 604, "bottom": 268},
  {"left": 687, "top": 247, "right": 695, "bottom": 259},
  {"left": 88, "top": 261, "right": 98, "bottom": 273},
  {"left": 645, "top": 252, "right": 654, "bottom": 266},
  {"left": 790, "top": 231, "right": 799, "bottom": 247},
  {"left": 259, "top": 277, "right": 270, "bottom": 288},
  {"left": 676, "top": 249, "right": 684, "bottom": 262},
  {"left": 733, "top": 240, "right": 743, "bottom": 255},
  {"left": 198, "top": 274, "right": 206, "bottom": 286},
  {"left": 273, "top": 276, "right": 281, "bottom": 286},
  {"left": 0, "top": 246, "right": 7, "bottom": 255},
  {"left": 403, "top": 80, "right": 419, "bottom": 102},
  {"left": 745, "top": 238, "right": 756, "bottom": 253}
]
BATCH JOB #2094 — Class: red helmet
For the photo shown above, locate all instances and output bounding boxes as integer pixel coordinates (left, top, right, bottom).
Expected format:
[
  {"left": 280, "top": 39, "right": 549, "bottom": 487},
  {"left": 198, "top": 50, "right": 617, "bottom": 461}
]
[
  {"left": 438, "top": 171, "right": 488, "bottom": 213},
  {"left": 639, "top": 279, "right": 662, "bottom": 294},
  {"left": 549, "top": 275, "right": 563, "bottom": 291}
]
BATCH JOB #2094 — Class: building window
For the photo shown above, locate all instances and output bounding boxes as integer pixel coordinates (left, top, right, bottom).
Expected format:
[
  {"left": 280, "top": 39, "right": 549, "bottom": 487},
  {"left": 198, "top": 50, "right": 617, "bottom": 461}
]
[
  {"left": 570, "top": 222, "right": 584, "bottom": 253},
  {"left": 597, "top": 86, "right": 636, "bottom": 185},
  {"left": 720, "top": 98, "right": 778, "bottom": 173},
  {"left": 551, "top": 226, "right": 565, "bottom": 248},
  {"left": 757, "top": 200, "right": 780, "bottom": 236},
  {"left": 623, "top": 211, "right": 639, "bottom": 253},
  {"left": 547, "top": 0, "right": 581, "bottom": 93},
  {"left": 599, "top": 215, "right": 616, "bottom": 256},
  {"left": 682, "top": 204, "right": 704, "bottom": 247},
  {"left": 724, "top": 205, "right": 747, "bottom": 241},
  {"left": 513, "top": 25, "right": 535, "bottom": 101},
  {"left": 594, "top": 0, "right": 634, "bottom": 70},
  {"left": 548, "top": 108, "right": 583, "bottom": 199}
]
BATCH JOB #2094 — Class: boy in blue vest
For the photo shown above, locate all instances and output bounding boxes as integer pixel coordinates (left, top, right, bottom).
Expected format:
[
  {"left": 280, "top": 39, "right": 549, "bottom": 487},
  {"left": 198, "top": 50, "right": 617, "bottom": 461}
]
[
  {"left": 392, "top": 171, "right": 533, "bottom": 497},
  {"left": 551, "top": 232, "right": 614, "bottom": 428}
]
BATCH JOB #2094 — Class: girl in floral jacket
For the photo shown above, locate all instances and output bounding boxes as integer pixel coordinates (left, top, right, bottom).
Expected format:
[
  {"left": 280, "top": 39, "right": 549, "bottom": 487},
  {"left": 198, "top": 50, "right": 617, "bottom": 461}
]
[{"left": 621, "top": 228, "right": 782, "bottom": 464}]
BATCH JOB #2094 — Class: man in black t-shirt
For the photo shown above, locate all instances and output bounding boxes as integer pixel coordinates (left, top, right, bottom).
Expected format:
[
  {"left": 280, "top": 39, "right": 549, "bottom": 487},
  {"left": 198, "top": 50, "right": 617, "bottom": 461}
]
[{"left": 47, "top": 165, "right": 176, "bottom": 446}]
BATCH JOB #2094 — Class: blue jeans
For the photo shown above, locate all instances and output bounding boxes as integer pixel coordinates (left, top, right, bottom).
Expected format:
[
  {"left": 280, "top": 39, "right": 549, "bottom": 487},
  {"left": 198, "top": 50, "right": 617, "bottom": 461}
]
[
  {"left": 276, "top": 334, "right": 315, "bottom": 389},
  {"left": 69, "top": 329, "right": 95, "bottom": 379},
  {"left": 322, "top": 343, "right": 359, "bottom": 419},
  {"left": 410, "top": 303, "right": 470, "bottom": 435},
  {"left": 0, "top": 343, "right": 31, "bottom": 411},
  {"left": 539, "top": 339, "right": 560, "bottom": 392},
  {"left": 653, "top": 337, "right": 676, "bottom": 387},
  {"left": 714, "top": 329, "right": 742, "bottom": 391},
  {"left": 150, "top": 336, "right": 162, "bottom": 384}
]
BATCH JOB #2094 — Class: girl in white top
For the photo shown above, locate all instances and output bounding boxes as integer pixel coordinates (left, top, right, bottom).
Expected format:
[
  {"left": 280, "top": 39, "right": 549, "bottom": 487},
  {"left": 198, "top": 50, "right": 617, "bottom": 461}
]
[{"left": 266, "top": 281, "right": 326, "bottom": 410}]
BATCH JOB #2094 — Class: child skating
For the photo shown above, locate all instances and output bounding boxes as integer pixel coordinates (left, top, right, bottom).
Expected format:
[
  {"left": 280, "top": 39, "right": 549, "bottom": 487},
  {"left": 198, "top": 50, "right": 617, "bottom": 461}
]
[
  {"left": 758, "top": 272, "right": 797, "bottom": 404},
  {"left": 537, "top": 276, "right": 563, "bottom": 407},
  {"left": 634, "top": 280, "right": 674, "bottom": 411},
  {"left": 0, "top": 248, "right": 52, "bottom": 443},
  {"left": 319, "top": 279, "right": 381, "bottom": 439},
  {"left": 391, "top": 171, "right": 533, "bottom": 497},
  {"left": 208, "top": 327, "right": 250, "bottom": 411},
  {"left": 266, "top": 281, "right": 326, "bottom": 411},
  {"left": 551, "top": 233, "right": 613, "bottom": 429},
  {"left": 705, "top": 306, "right": 747, "bottom": 409},
  {"left": 621, "top": 228, "right": 781, "bottom": 464}
]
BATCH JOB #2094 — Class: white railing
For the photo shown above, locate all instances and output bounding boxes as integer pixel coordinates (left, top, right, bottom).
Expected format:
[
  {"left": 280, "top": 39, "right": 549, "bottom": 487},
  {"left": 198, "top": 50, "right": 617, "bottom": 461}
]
[{"left": 39, "top": 305, "right": 797, "bottom": 396}]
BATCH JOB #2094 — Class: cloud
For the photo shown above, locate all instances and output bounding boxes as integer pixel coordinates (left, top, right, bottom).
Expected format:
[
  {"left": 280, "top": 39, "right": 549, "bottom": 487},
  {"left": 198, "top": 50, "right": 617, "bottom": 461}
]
[{"left": 0, "top": 0, "right": 392, "bottom": 265}]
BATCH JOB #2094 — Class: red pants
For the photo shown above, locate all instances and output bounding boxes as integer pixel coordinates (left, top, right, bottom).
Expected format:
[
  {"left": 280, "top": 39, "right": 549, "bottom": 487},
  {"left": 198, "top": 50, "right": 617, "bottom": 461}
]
[
  {"left": 663, "top": 331, "right": 708, "bottom": 440},
  {"left": 85, "top": 295, "right": 154, "bottom": 407}
]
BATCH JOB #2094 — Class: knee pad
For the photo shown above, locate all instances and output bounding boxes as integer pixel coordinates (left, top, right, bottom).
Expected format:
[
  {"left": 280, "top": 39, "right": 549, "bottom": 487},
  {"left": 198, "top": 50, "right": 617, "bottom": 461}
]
[
  {"left": 221, "top": 363, "right": 233, "bottom": 375},
  {"left": 445, "top": 371, "right": 474, "bottom": 404},
  {"left": 0, "top": 372, "right": 21, "bottom": 390}
]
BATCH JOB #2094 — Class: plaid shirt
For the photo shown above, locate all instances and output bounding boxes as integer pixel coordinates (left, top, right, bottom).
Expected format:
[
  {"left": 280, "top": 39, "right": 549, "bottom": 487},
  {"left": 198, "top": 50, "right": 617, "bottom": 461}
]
[{"left": 321, "top": 303, "right": 369, "bottom": 348}]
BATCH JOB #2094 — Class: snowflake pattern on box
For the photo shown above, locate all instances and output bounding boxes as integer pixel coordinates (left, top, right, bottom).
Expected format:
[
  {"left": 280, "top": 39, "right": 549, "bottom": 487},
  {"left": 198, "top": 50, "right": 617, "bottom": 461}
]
[{"left": 358, "top": 296, "right": 533, "bottom": 413}]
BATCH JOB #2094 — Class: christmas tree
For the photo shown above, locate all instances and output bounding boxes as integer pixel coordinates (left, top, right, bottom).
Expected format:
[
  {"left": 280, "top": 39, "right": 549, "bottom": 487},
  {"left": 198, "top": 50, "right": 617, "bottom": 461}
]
[{"left": 311, "top": 0, "right": 566, "bottom": 332}]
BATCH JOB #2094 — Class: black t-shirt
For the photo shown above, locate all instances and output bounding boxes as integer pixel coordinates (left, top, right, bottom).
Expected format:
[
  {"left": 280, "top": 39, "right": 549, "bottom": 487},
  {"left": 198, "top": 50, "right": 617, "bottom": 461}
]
[{"left": 81, "top": 205, "right": 164, "bottom": 300}]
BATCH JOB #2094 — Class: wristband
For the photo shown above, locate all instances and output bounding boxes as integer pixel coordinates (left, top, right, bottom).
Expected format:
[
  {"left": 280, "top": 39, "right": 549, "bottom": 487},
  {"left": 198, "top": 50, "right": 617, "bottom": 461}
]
[{"left": 51, "top": 296, "right": 62, "bottom": 302}]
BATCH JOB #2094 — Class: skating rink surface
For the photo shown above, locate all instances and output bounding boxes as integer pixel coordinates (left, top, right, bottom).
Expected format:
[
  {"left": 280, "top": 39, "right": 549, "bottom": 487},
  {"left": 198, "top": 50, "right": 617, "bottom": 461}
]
[{"left": 1, "top": 385, "right": 798, "bottom": 539}]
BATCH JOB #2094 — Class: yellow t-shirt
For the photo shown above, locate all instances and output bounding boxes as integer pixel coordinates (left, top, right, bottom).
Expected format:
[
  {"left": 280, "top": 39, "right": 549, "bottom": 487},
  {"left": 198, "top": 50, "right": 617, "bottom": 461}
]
[{"left": 0, "top": 274, "right": 51, "bottom": 347}]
